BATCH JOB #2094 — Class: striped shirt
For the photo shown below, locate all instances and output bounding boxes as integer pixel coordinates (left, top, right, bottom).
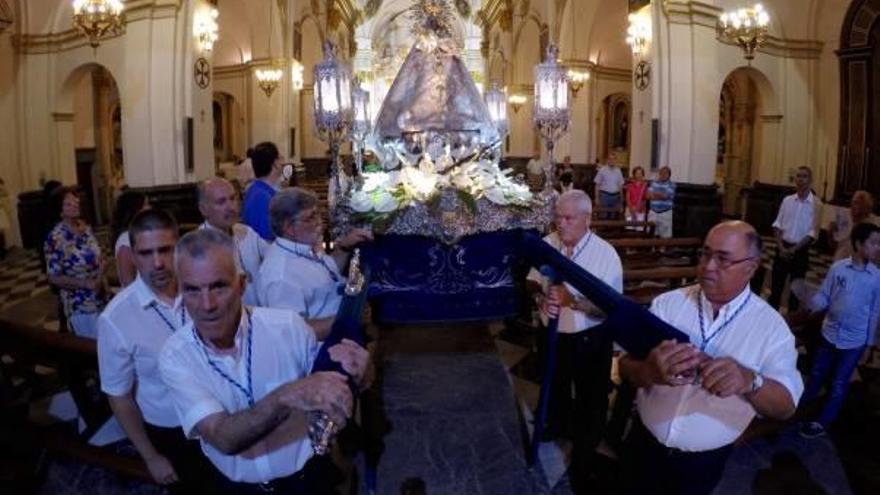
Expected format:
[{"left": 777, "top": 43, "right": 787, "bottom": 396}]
[{"left": 647, "top": 180, "right": 676, "bottom": 213}]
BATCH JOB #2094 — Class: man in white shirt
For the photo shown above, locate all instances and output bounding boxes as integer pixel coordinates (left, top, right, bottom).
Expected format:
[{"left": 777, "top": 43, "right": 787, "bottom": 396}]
[
  {"left": 98, "top": 209, "right": 217, "bottom": 493},
  {"left": 527, "top": 190, "right": 623, "bottom": 488},
  {"left": 197, "top": 177, "right": 268, "bottom": 306},
  {"left": 258, "top": 187, "right": 372, "bottom": 320},
  {"left": 593, "top": 161, "right": 625, "bottom": 219},
  {"left": 769, "top": 166, "right": 822, "bottom": 311},
  {"left": 619, "top": 221, "right": 803, "bottom": 495},
  {"left": 159, "top": 229, "right": 370, "bottom": 493}
]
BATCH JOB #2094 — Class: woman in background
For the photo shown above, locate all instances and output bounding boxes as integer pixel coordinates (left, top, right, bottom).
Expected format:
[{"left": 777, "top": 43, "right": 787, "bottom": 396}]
[
  {"left": 111, "top": 191, "right": 149, "bottom": 287},
  {"left": 44, "top": 186, "right": 106, "bottom": 338},
  {"left": 624, "top": 166, "right": 648, "bottom": 222}
]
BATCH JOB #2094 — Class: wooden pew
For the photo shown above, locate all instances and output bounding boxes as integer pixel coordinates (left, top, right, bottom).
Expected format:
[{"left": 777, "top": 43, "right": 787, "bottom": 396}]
[
  {"left": 623, "top": 266, "right": 699, "bottom": 305},
  {"left": 611, "top": 237, "right": 702, "bottom": 270},
  {"left": 0, "top": 319, "right": 151, "bottom": 482},
  {"left": 592, "top": 220, "right": 656, "bottom": 238}
]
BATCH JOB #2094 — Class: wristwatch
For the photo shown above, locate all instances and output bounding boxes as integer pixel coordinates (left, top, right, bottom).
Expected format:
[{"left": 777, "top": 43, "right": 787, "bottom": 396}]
[{"left": 749, "top": 371, "right": 764, "bottom": 395}]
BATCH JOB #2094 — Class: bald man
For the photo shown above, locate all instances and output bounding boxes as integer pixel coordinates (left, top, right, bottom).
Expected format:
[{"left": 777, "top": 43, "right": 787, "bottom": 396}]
[
  {"left": 831, "top": 190, "right": 880, "bottom": 261},
  {"left": 619, "top": 221, "right": 803, "bottom": 495},
  {"left": 198, "top": 177, "right": 268, "bottom": 306}
]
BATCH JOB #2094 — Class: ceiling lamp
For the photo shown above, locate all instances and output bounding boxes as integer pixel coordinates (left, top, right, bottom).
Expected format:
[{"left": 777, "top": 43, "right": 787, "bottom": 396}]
[
  {"left": 626, "top": 13, "right": 651, "bottom": 58},
  {"left": 72, "top": 0, "right": 125, "bottom": 48},
  {"left": 718, "top": 3, "right": 770, "bottom": 61},
  {"left": 194, "top": 6, "right": 219, "bottom": 52},
  {"left": 255, "top": 64, "right": 283, "bottom": 97},
  {"left": 567, "top": 69, "right": 590, "bottom": 97}
]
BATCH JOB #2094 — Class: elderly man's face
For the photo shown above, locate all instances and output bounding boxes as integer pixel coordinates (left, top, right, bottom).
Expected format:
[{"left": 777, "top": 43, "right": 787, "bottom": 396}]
[
  {"left": 698, "top": 226, "right": 759, "bottom": 304},
  {"left": 178, "top": 247, "right": 245, "bottom": 348},
  {"left": 851, "top": 193, "right": 873, "bottom": 219},
  {"left": 200, "top": 181, "right": 240, "bottom": 231},
  {"left": 288, "top": 206, "right": 323, "bottom": 246},
  {"left": 554, "top": 199, "right": 590, "bottom": 246},
  {"left": 132, "top": 229, "right": 177, "bottom": 293}
]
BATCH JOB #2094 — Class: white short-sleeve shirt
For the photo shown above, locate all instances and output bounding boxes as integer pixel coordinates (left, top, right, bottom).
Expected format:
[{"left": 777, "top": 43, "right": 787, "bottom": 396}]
[
  {"left": 97, "top": 275, "right": 186, "bottom": 427},
  {"left": 594, "top": 165, "right": 625, "bottom": 194},
  {"left": 199, "top": 222, "right": 268, "bottom": 306},
  {"left": 114, "top": 231, "right": 130, "bottom": 258},
  {"left": 158, "top": 307, "right": 319, "bottom": 483},
  {"left": 257, "top": 238, "right": 344, "bottom": 319},
  {"left": 636, "top": 285, "right": 804, "bottom": 452},
  {"left": 772, "top": 192, "right": 822, "bottom": 244},
  {"left": 527, "top": 230, "right": 624, "bottom": 333}
]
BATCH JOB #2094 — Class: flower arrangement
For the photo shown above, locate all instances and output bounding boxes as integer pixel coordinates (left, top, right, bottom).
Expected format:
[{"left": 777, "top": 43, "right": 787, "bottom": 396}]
[{"left": 348, "top": 152, "right": 533, "bottom": 219}]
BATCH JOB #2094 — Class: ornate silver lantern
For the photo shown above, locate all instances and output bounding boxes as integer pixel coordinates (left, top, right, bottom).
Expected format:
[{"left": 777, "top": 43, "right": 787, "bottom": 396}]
[
  {"left": 351, "top": 78, "right": 372, "bottom": 176},
  {"left": 484, "top": 83, "right": 508, "bottom": 138},
  {"left": 533, "top": 44, "right": 570, "bottom": 194},
  {"left": 313, "top": 41, "right": 354, "bottom": 202}
]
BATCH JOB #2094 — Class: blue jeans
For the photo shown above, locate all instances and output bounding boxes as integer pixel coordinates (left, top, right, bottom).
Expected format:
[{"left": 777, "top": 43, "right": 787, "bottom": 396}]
[
  {"left": 802, "top": 336, "right": 864, "bottom": 426},
  {"left": 598, "top": 191, "right": 621, "bottom": 219}
]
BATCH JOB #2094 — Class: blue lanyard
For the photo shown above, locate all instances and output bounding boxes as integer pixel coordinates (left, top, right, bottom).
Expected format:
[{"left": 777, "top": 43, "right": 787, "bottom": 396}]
[
  {"left": 697, "top": 291, "right": 751, "bottom": 352},
  {"left": 193, "top": 308, "right": 255, "bottom": 407},
  {"left": 276, "top": 242, "right": 340, "bottom": 283},
  {"left": 150, "top": 302, "right": 186, "bottom": 333},
  {"left": 561, "top": 232, "right": 593, "bottom": 260}
]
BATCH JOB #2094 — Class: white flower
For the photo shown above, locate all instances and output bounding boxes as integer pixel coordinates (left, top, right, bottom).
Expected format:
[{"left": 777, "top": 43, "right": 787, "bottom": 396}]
[
  {"left": 350, "top": 190, "right": 374, "bottom": 212},
  {"left": 362, "top": 171, "right": 391, "bottom": 192},
  {"left": 484, "top": 187, "right": 509, "bottom": 205},
  {"left": 373, "top": 190, "right": 399, "bottom": 212}
]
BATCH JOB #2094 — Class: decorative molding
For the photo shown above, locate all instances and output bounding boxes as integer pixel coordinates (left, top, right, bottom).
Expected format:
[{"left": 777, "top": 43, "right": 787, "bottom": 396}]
[
  {"left": 663, "top": 0, "right": 824, "bottom": 60},
  {"left": 559, "top": 59, "right": 632, "bottom": 83},
  {"left": 12, "top": 0, "right": 182, "bottom": 54}
]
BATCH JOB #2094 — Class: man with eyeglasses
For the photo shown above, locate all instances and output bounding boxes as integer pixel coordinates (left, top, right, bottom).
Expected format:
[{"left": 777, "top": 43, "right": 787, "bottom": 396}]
[
  {"left": 618, "top": 221, "right": 803, "bottom": 495},
  {"left": 257, "top": 187, "right": 372, "bottom": 321},
  {"left": 768, "top": 166, "right": 822, "bottom": 311}
]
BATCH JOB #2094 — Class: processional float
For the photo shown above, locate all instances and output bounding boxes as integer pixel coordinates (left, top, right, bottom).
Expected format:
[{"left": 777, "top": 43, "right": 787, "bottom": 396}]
[{"left": 308, "top": 0, "right": 688, "bottom": 474}]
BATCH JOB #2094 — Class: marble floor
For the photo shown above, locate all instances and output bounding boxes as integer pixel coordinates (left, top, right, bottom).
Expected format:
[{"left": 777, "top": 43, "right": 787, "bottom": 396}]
[{"left": 1, "top": 239, "right": 878, "bottom": 494}]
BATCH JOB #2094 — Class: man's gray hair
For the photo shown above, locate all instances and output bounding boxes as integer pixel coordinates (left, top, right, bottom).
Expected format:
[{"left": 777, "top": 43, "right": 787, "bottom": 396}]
[
  {"left": 557, "top": 189, "right": 592, "bottom": 215},
  {"left": 196, "top": 176, "right": 231, "bottom": 206},
  {"left": 174, "top": 228, "right": 236, "bottom": 273},
  {"left": 269, "top": 187, "right": 318, "bottom": 238}
]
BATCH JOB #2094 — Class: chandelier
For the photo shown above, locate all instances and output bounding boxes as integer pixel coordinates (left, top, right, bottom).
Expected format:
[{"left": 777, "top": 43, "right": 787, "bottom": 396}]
[
  {"left": 625, "top": 13, "right": 651, "bottom": 58},
  {"left": 484, "top": 83, "right": 508, "bottom": 138},
  {"left": 193, "top": 6, "right": 219, "bottom": 52},
  {"left": 567, "top": 69, "right": 590, "bottom": 97},
  {"left": 533, "top": 44, "right": 570, "bottom": 195},
  {"left": 508, "top": 94, "right": 527, "bottom": 113},
  {"left": 291, "top": 60, "right": 304, "bottom": 91},
  {"left": 255, "top": 64, "right": 283, "bottom": 97},
  {"left": 72, "top": 0, "right": 125, "bottom": 48},
  {"left": 718, "top": 3, "right": 770, "bottom": 61}
]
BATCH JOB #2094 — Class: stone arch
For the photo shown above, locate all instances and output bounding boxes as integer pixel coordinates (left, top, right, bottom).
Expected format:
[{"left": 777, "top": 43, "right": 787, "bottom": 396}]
[{"left": 511, "top": 14, "right": 546, "bottom": 84}]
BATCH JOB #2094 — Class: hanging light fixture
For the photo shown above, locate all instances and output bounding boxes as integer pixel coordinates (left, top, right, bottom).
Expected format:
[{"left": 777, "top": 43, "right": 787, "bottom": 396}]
[
  {"left": 254, "top": 1, "right": 283, "bottom": 98},
  {"left": 508, "top": 94, "right": 527, "bottom": 113},
  {"left": 533, "top": 44, "right": 570, "bottom": 195},
  {"left": 255, "top": 65, "right": 283, "bottom": 97},
  {"left": 71, "top": 0, "right": 125, "bottom": 48},
  {"left": 567, "top": 69, "right": 590, "bottom": 97},
  {"left": 717, "top": 3, "right": 770, "bottom": 61},
  {"left": 484, "top": 83, "right": 508, "bottom": 138},
  {"left": 291, "top": 60, "right": 305, "bottom": 91},
  {"left": 194, "top": 6, "right": 219, "bottom": 53},
  {"left": 351, "top": 78, "right": 372, "bottom": 175},
  {"left": 626, "top": 12, "right": 651, "bottom": 58},
  {"left": 313, "top": 41, "right": 354, "bottom": 204}
]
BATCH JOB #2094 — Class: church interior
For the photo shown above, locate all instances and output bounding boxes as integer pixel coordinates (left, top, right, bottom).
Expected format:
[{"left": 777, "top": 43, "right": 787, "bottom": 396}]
[{"left": 1, "top": 1, "right": 879, "bottom": 494}]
